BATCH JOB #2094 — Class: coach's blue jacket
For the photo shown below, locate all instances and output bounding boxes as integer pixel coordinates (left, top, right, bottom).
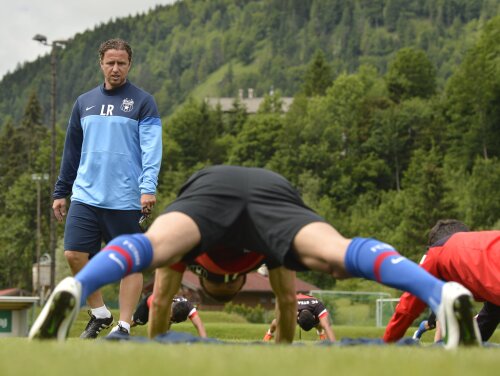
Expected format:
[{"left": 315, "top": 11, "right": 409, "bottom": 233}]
[{"left": 53, "top": 80, "right": 162, "bottom": 210}]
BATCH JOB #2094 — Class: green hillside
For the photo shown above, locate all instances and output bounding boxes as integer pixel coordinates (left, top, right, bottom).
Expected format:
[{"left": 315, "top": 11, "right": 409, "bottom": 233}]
[{"left": 1, "top": 0, "right": 499, "bottom": 124}]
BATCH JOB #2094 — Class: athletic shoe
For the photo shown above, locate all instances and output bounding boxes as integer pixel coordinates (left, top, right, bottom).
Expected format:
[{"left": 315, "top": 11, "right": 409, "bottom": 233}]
[
  {"left": 412, "top": 329, "right": 422, "bottom": 340},
  {"left": 28, "top": 277, "right": 81, "bottom": 341},
  {"left": 437, "top": 282, "right": 482, "bottom": 350},
  {"left": 132, "top": 293, "right": 151, "bottom": 326},
  {"left": 80, "top": 310, "right": 113, "bottom": 339},
  {"left": 412, "top": 320, "right": 428, "bottom": 340},
  {"left": 105, "top": 323, "right": 130, "bottom": 340}
]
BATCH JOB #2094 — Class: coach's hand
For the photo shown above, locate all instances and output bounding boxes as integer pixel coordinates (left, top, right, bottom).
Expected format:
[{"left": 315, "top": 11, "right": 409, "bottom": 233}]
[
  {"left": 52, "top": 198, "right": 67, "bottom": 222},
  {"left": 141, "top": 193, "right": 156, "bottom": 214}
]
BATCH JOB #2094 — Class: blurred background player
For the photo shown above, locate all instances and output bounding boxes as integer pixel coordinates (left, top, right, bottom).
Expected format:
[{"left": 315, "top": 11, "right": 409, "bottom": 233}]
[
  {"left": 264, "top": 293, "right": 335, "bottom": 341},
  {"left": 131, "top": 293, "right": 206, "bottom": 337},
  {"left": 384, "top": 219, "right": 500, "bottom": 344}
]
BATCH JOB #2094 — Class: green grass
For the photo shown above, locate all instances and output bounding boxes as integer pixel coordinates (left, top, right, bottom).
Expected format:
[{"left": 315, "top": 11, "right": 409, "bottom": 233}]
[
  {"left": 1, "top": 338, "right": 499, "bottom": 376},
  {"left": 69, "top": 309, "right": 388, "bottom": 341},
  {"left": 1, "top": 308, "right": 498, "bottom": 376}
]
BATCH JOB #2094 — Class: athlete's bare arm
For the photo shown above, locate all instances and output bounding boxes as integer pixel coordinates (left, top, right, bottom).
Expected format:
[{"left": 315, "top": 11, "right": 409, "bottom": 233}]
[
  {"left": 268, "top": 267, "right": 297, "bottom": 343},
  {"left": 190, "top": 314, "right": 207, "bottom": 338},
  {"left": 318, "top": 314, "right": 336, "bottom": 341}
]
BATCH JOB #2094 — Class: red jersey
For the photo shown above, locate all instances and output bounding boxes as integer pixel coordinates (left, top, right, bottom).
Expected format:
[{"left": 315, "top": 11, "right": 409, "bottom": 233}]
[
  {"left": 384, "top": 231, "right": 500, "bottom": 342},
  {"left": 170, "top": 245, "right": 266, "bottom": 282}
]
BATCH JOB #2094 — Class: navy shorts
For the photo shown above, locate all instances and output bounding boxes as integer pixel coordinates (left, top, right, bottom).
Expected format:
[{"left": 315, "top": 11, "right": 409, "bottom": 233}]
[
  {"left": 64, "top": 200, "right": 142, "bottom": 257},
  {"left": 164, "top": 165, "right": 326, "bottom": 271}
]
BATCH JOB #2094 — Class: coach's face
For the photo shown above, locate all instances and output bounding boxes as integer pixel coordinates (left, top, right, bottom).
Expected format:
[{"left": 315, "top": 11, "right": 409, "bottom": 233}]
[
  {"left": 200, "top": 275, "right": 246, "bottom": 302},
  {"left": 100, "top": 49, "right": 131, "bottom": 90}
]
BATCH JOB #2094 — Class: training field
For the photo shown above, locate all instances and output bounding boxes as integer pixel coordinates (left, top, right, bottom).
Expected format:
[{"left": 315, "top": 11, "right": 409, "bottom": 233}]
[
  {"left": 2, "top": 339, "right": 499, "bottom": 376},
  {"left": 1, "top": 310, "right": 499, "bottom": 376}
]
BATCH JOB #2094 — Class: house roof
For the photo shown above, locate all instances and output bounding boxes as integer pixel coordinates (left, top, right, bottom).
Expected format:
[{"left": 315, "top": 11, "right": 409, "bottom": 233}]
[{"left": 181, "top": 270, "right": 319, "bottom": 293}]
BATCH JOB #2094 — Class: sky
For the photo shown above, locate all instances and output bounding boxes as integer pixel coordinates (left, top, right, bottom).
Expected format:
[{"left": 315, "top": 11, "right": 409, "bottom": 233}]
[{"left": 0, "top": 0, "right": 178, "bottom": 80}]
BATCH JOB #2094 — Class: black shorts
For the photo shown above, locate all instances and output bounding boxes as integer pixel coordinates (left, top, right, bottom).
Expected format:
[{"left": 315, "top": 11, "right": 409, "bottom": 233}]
[
  {"left": 64, "top": 200, "right": 142, "bottom": 257},
  {"left": 477, "top": 302, "right": 500, "bottom": 341},
  {"left": 164, "top": 165, "right": 326, "bottom": 270}
]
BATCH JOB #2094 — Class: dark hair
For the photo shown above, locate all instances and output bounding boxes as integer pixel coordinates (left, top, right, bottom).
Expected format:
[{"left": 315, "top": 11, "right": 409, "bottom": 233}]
[
  {"left": 428, "top": 219, "right": 469, "bottom": 246},
  {"left": 199, "top": 275, "right": 246, "bottom": 303},
  {"left": 98, "top": 38, "right": 132, "bottom": 62},
  {"left": 297, "top": 310, "right": 317, "bottom": 331},
  {"left": 171, "top": 301, "right": 191, "bottom": 323}
]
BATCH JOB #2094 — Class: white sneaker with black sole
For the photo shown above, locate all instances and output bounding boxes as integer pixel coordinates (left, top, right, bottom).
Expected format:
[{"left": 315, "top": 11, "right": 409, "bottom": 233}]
[
  {"left": 28, "top": 277, "right": 81, "bottom": 341},
  {"left": 437, "top": 282, "right": 482, "bottom": 350}
]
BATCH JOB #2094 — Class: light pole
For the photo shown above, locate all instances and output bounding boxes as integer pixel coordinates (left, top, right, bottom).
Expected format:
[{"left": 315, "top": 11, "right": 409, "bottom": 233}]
[
  {"left": 31, "top": 173, "right": 48, "bottom": 300},
  {"left": 33, "top": 34, "right": 68, "bottom": 291}
]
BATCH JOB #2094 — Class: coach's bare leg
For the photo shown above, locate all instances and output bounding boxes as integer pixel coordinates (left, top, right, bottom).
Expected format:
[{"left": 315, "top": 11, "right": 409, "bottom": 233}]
[
  {"left": 292, "top": 222, "right": 352, "bottom": 279},
  {"left": 65, "top": 250, "right": 105, "bottom": 307},
  {"left": 146, "top": 212, "right": 202, "bottom": 267},
  {"left": 118, "top": 273, "right": 143, "bottom": 325}
]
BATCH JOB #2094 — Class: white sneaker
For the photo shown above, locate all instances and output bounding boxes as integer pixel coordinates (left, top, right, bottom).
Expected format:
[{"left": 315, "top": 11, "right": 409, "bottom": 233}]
[
  {"left": 412, "top": 329, "right": 421, "bottom": 341},
  {"left": 437, "top": 282, "right": 481, "bottom": 350},
  {"left": 29, "top": 277, "right": 81, "bottom": 341},
  {"left": 105, "top": 322, "right": 130, "bottom": 340}
]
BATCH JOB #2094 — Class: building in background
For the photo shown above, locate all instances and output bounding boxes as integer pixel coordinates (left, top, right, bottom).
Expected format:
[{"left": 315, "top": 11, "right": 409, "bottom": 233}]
[
  {"left": 143, "top": 270, "right": 319, "bottom": 310},
  {"left": 205, "top": 88, "right": 294, "bottom": 114}
]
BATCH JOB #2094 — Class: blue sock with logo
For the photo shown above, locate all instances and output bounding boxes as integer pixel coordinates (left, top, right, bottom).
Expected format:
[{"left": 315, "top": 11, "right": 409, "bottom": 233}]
[
  {"left": 344, "top": 237, "right": 443, "bottom": 312},
  {"left": 75, "top": 234, "right": 153, "bottom": 306}
]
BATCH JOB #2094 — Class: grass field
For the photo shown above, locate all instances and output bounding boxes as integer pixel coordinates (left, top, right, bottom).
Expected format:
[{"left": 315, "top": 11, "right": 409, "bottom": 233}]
[{"left": 1, "top": 309, "right": 498, "bottom": 376}]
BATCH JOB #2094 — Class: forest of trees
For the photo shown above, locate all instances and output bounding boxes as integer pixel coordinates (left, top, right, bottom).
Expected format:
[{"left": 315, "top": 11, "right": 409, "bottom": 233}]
[{"left": 0, "top": 0, "right": 500, "bottom": 290}]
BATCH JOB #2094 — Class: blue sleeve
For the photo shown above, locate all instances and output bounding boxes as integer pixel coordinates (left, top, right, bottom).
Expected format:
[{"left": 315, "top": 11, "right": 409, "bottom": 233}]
[
  {"left": 53, "top": 101, "right": 83, "bottom": 199},
  {"left": 138, "top": 96, "right": 162, "bottom": 194}
]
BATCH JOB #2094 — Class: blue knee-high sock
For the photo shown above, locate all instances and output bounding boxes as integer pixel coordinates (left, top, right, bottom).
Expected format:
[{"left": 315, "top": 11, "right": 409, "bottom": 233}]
[
  {"left": 344, "top": 237, "right": 443, "bottom": 312},
  {"left": 75, "top": 234, "right": 153, "bottom": 306}
]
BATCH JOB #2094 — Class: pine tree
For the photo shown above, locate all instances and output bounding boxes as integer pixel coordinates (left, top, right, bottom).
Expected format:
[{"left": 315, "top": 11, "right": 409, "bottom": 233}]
[
  {"left": 19, "top": 92, "right": 46, "bottom": 169},
  {"left": 385, "top": 48, "right": 436, "bottom": 103},
  {"left": 302, "top": 50, "right": 333, "bottom": 97}
]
